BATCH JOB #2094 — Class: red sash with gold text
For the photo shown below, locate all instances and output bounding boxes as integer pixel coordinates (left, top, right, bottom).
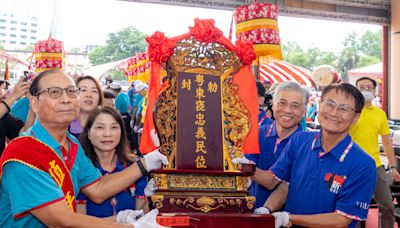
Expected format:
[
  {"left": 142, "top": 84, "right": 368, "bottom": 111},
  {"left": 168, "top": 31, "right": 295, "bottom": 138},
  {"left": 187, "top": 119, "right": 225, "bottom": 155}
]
[{"left": 0, "top": 136, "right": 76, "bottom": 213}]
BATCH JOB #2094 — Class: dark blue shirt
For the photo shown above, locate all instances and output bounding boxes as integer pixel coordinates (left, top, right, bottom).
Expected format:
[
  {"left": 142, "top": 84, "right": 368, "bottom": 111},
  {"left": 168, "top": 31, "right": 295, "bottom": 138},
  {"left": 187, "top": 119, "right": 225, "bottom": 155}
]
[
  {"left": 271, "top": 131, "right": 376, "bottom": 227},
  {"left": 77, "top": 160, "right": 147, "bottom": 217},
  {"left": 258, "top": 110, "right": 273, "bottom": 127},
  {"left": 246, "top": 121, "right": 302, "bottom": 207}
]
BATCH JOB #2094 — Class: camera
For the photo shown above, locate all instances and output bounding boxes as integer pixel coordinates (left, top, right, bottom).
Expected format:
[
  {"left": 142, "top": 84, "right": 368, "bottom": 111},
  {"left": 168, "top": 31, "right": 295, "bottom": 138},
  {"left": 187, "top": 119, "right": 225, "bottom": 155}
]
[{"left": 264, "top": 92, "right": 274, "bottom": 120}]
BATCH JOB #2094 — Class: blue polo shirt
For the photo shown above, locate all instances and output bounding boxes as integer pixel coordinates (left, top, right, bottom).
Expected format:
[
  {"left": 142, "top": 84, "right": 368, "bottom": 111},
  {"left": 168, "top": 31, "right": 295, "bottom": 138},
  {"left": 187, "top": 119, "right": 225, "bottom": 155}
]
[
  {"left": 258, "top": 110, "right": 273, "bottom": 127},
  {"left": 77, "top": 160, "right": 147, "bottom": 217},
  {"left": 246, "top": 121, "right": 302, "bottom": 207},
  {"left": 115, "top": 92, "right": 131, "bottom": 115},
  {"left": 271, "top": 131, "right": 376, "bottom": 227},
  {"left": 10, "top": 97, "right": 30, "bottom": 123},
  {"left": 133, "top": 94, "right": 144, "bottom": 118},
  {"left": 0, "top": 120, "right": 101, "bottom": 227},
  {"left": 127, "top": 88, "right": 136, "bottom": 109}
]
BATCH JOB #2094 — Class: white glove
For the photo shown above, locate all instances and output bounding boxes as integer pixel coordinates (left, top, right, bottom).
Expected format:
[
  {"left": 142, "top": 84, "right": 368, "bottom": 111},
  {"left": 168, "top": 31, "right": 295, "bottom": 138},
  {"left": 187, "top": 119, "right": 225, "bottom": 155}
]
[
  {"left": 132, "top": 209, "right": 168, "bottom": 228},
  {"left": 133, "top": 125, "right": 140, "bottom": 133},
  {"left": 254, "top": 207, "right": 271, "bottom": 214},
  {"left": 143, "top": 149, "right": 169, "bottom": 172},
  {"left": 130, "top": 119, "right": 135, "bottom": 129},
  {"left": 272, "top": 211, "right": 290, "bottom": 228},
  {"left": 231, "top": 157, "right": 255, "bottom": 165},
  {"left": 246, "top": 177, "right": 252, "bottom": 189},
  {"left": 138, "top": 128, "right": 143, "bottom": 134},
  {"left": 145, "top": 178, "right": 158, "bottom": 196},
  {"left": 150, "top": 129, "right": 160, "bottom": 147},
  {"left": 116, "top": 209, "right": 144, "bottom": 224}
]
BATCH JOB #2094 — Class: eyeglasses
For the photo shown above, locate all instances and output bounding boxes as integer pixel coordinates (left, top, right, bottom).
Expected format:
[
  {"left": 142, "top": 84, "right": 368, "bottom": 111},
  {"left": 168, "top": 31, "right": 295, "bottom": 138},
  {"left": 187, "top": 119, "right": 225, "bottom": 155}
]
[
  {"left": 321, "top": 99, "right": 355, "bottom": 115},
  {"left": 357, "top": 86, "right": 375, "bottom": 91},
  {"left": 36, "top": 86, "right": 80, "bottom": 99}
]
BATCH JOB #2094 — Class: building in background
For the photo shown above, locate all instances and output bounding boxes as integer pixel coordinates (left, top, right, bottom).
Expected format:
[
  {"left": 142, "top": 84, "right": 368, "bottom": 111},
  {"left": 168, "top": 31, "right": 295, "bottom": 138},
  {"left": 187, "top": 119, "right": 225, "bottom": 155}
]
[{"left": 0, "top": 12, "right": 38, "bottom": 50}]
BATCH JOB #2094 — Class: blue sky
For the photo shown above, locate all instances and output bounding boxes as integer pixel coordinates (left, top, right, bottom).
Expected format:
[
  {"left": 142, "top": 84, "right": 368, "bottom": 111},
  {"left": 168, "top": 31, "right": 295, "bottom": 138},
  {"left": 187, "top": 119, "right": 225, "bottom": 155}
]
[{"left": 2, "top": 0, "right": 381, "bottom": 52}]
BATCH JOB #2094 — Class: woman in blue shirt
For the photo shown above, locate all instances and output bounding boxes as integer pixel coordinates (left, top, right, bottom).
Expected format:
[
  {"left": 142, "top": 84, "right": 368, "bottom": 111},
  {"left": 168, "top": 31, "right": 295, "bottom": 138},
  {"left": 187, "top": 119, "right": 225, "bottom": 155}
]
[{"left": 76, "top": 106, "right": 148, "bottom": 219}]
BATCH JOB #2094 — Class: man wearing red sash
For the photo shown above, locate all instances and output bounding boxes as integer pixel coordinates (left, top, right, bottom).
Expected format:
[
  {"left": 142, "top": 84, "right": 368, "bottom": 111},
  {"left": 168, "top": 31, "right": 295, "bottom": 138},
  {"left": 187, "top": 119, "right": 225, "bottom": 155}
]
[{"left": 0, "top": 70, "right": 168, "bottom": 227}]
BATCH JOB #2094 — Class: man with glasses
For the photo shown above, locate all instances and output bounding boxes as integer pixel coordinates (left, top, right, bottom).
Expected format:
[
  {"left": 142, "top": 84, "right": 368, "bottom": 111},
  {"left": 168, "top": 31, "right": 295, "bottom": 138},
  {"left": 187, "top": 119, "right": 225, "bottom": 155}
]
[
  {"left": 247, "top": 81, "right": 306, "bottom": 213},
  {"left": 0, "top": 70, "right": 168, "bottom": 227},
  {"left": 234, "top": 83, "right": 376, "bottom": 227},
  {"left": 350, "top": 76, "right": 399, "bottom": 228}
]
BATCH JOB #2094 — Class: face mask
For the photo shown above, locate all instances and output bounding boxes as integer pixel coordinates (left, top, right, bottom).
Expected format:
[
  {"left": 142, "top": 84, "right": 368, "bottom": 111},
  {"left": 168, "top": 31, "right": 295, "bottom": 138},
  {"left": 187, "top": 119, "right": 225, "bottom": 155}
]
[{"left": 361, "top": 91, "right": 374, "bottom": 102}]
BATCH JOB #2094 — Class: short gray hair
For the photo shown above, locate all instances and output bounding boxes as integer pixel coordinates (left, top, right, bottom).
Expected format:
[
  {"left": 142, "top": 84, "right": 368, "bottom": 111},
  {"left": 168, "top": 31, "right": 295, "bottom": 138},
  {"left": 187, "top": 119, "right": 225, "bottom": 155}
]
[{"left": 273, "top": 81, "right": 309, "bottom": 107}]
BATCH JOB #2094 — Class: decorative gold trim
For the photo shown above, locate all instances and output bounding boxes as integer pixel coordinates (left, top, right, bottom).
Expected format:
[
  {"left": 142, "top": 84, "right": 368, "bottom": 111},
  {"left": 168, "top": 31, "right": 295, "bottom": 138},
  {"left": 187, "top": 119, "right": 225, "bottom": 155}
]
[
  {"left": 155, "top": 37, "right": 249, "bottom": 170},
  {"left": 236, "top": 176, "right": 250, "bottom": 191},
  {"left": 222, "top": 76, "right": 250, "bottom": 163},
  {"left": 153, "top": 173, "right": 251, "bottom": 191},
  {"left": 151, "top": 195, "right": 165, "bottom": 209},
  {"left": 153, "top": 191, "right": 247, "bottom": 197},
  {"left": 167, "top": 196, "right": 252, "bottom": 213},
  {"left": 245, "top": 196, "right": 256, "bottom": 209},
  {"left": 153, "top": 173, "right": 169, "bottom": 190},
  {"left": 155, "top": 67, "right": 177, "bottom": 168}
]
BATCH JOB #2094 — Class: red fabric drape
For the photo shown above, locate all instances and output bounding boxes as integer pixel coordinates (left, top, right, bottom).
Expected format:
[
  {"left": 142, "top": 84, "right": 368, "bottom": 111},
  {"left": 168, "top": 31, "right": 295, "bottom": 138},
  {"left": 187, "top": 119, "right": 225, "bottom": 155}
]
[{"left": 232, "top": 65, "right": 260, "bottom": 154}]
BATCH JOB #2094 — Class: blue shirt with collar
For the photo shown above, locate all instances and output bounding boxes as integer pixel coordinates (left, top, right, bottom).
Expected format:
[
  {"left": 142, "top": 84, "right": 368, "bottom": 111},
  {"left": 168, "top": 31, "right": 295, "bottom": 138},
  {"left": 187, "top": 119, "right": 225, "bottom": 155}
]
[
  {"left": 271, "top": 131, "right": 377, "bottom": 227},
  {"left": 258, "top": 110, "right": 273, "bottom": 127},
  {"left": 127, "top": 88, "right": 136, "bottom": 109},
  {"left": 246, "top": 121, "right": 303, "bottom": 208},
  {"left": 0, "top": 120, "right": 101, "bottom": 227},
  {"left": 133, "top": 94, "right": 144, "bottom": 118},
  {"left": 115, "top": 92, "right": 131, "bottom": 115},
  {"left": 10, "top": 97, "right": 30, "bottom": 123},
  {"left": 76, "top": 160, "right": 147, "bottom": 217}
]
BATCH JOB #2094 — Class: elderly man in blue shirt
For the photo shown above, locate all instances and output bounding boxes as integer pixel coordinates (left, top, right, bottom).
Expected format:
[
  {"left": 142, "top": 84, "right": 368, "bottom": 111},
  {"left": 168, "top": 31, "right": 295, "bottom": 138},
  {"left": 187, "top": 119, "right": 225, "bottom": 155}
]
[
  {"left": 234, "top": 83, "right": 376, "bottom": 228},
  {"left": 247, "top": 81, "right": 307, "bottom": 212}
]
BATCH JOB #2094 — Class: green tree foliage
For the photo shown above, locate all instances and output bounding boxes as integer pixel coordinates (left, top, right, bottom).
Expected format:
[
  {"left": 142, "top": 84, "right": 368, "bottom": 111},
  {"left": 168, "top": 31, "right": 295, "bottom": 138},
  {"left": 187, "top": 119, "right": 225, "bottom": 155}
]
[
  {"left": 360, "top": 30, "right": 382, "bottom": 59},
  {"left": 337, "top": 32, "right": 360, "bottom": 80},
  {"left": 358, "top": 55, "right": 380, "bottom": 67},
  {"left": 282, "top": 41, "right": 309, "bottom": 68},
  {"left": 282, "top": 42, "right": 336, "bottom": 70},
  {"left": 89, "top": 27, "right": 147, "bottom": 66}
]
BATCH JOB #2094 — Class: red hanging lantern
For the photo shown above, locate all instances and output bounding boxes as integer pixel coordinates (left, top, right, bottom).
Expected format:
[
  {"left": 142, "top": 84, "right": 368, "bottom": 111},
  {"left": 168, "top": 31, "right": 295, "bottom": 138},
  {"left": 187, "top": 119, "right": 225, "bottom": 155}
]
[
  {"left": 233, "top": 3, "right": 283, "bottom": 60},
  {"left": 34, "top": 38, "right": 65, "bottom": 73}
]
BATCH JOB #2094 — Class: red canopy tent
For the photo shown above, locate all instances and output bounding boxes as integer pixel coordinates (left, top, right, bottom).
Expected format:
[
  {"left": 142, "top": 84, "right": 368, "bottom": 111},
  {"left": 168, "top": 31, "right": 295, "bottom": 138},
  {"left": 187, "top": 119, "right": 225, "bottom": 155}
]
[
  {"left": 259, "top": 60, "right": 315, "bottom": 88},
  {"left": 347, "top": 62, "right": 382, "bottom": 81}
]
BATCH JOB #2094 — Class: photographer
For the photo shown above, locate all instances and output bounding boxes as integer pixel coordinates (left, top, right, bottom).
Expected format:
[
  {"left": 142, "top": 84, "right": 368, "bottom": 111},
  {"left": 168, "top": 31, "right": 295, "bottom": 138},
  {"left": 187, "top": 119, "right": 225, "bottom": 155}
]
[{"left": 257, "top": 81, "right": 272, "bottom": 126}]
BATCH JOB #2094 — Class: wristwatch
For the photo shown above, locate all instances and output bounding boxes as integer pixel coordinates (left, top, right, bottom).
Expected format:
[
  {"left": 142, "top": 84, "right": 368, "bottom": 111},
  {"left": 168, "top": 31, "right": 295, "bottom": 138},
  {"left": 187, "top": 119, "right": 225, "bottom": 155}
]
[{"left": 285, "top": 213, "right": 293, "bottom": 227}]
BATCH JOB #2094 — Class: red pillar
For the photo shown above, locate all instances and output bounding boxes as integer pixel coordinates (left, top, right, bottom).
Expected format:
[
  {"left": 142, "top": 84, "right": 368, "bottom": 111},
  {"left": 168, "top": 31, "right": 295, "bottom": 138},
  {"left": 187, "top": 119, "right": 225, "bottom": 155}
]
[{"left": 382, "top": 26, "right": 388, "bottom": 113}]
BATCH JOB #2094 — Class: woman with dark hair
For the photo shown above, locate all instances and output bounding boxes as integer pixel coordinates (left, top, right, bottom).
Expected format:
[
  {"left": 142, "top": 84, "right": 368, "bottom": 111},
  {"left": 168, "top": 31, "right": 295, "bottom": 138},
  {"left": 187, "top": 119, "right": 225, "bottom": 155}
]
[
  {"left": 69, "top": 75, "right": 104, "bottom": 138},
  {"left": 76, "top": 106, "right": 148, "bottom": 219}
]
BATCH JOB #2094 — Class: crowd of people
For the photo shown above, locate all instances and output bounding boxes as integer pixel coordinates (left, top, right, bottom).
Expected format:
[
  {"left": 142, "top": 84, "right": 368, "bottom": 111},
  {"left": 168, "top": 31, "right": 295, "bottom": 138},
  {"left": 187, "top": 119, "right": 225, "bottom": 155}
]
[
  {"left": 241, "top": 77, "right": 399, "bottom": 228},
  {"left": 0, "top": 68, "right": 397, "bottom": 228}
]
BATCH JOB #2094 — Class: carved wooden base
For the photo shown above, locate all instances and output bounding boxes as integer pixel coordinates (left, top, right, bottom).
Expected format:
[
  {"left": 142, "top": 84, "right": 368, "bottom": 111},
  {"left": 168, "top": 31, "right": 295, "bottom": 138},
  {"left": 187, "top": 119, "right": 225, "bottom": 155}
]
[
  {"left": 152, "top": 193, "right": 255, "bottom": 213},
  {"left": 151, "top": 169, "right": 255, "bottom": 214}
]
